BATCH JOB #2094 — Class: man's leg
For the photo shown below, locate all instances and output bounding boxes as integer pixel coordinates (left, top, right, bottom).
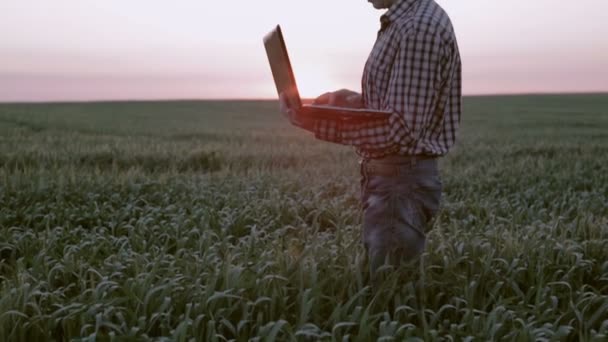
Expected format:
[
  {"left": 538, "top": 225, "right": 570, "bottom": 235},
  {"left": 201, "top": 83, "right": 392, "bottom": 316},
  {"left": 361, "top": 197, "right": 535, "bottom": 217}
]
[{"left": 361, "top": 158, "right": 442, "bottom": 276}]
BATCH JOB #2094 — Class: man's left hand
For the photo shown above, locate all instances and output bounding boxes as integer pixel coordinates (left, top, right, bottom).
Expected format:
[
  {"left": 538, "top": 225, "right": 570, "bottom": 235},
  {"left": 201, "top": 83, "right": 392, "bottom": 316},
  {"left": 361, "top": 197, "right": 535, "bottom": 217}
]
[
  {"left": 313, "top": 89, "right": 363, "bottom": 108},
  {"left": 279, "top": 93, "right": 315, "bottom": 131}
]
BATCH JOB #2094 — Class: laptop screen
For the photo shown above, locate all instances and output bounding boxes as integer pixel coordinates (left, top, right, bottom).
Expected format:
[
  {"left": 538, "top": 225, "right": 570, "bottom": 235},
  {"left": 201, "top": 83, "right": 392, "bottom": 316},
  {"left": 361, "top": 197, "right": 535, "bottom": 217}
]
[{"left": 263, "top": 25, "right": 303, "bottom": 109}]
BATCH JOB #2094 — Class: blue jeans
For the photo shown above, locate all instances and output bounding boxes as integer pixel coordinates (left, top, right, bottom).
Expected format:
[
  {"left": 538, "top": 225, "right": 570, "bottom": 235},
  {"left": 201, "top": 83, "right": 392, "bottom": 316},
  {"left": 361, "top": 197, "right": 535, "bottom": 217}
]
[{"left": 360, "top": 156, "right": 442, "bottom": 274}]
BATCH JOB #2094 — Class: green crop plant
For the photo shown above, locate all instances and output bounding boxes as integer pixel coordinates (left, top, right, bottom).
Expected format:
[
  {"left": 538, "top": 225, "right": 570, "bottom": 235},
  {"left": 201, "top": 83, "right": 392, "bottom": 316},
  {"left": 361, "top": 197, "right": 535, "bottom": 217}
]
[{"left": 0, "top": 94, "right": 606, "bottom": 340}]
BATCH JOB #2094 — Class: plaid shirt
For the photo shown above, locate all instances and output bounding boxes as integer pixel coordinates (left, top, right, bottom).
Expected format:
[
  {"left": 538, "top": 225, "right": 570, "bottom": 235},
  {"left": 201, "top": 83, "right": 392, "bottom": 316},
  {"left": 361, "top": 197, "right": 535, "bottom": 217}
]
[{"left": 312, "top": 0, "right": 462, "bottom": 158}]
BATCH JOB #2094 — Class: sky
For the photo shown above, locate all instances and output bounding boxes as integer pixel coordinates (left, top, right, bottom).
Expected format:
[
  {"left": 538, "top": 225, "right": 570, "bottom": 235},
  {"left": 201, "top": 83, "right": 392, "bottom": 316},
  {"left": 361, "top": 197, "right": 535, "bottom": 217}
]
[{"left": 1, "top": 0, "right": 607, "bottom": 102}]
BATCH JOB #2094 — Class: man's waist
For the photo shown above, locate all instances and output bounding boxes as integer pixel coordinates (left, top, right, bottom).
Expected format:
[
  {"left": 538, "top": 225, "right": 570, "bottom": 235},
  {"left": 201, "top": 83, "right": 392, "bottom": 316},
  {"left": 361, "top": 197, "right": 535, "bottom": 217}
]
[
  {"left": 365, "top": 153, "right": 435, "bottom": 163},
  {"left": 356, "top": 142, "right": 447, "bottom": 160},
  {"left": 360, "top": 154, "right": 437, "bottom": 176}
]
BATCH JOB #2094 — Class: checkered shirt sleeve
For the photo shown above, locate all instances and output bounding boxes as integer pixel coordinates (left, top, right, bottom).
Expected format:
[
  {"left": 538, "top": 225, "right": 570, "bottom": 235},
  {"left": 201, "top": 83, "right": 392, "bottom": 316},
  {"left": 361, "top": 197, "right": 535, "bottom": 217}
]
[
  {"left": 313, "top": 117, "right": 398, "bottom": 154},
  {"left": 311, "top": 21, "right": 460, "bottom": 157}
]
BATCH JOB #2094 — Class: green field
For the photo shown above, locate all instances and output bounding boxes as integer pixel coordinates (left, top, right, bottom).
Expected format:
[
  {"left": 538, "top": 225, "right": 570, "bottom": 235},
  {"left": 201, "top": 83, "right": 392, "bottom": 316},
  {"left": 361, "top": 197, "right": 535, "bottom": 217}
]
[{"left": 0, "top": 94, "right": 607, "bottom": 341}]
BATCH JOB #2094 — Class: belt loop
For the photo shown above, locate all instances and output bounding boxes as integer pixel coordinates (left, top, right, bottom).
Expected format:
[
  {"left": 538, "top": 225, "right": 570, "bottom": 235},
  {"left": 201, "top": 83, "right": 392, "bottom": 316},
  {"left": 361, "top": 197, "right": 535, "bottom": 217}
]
[
  {"left": 360, "top": 158, "right": 369, "bottom": 194},
  {"left": 360, "top": 159, "right": 367, "bottom": 178}
]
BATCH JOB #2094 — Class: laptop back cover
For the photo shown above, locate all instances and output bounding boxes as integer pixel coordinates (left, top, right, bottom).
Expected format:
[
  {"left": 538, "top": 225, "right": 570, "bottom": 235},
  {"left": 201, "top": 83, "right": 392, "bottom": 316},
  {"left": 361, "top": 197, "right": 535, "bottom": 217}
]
[
  {"left": 263, "top": 25, "right": 302, "bottom": 109},
  {"left": 264, "top": 25, "right": 390, "bottom": 121}
]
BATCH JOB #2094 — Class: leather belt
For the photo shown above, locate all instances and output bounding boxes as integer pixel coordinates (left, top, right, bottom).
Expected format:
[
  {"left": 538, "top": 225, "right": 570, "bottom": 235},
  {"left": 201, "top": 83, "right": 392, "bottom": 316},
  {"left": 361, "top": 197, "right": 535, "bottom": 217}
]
[{"left": 360, "top": 155, "right": 436, "bottom": 177}]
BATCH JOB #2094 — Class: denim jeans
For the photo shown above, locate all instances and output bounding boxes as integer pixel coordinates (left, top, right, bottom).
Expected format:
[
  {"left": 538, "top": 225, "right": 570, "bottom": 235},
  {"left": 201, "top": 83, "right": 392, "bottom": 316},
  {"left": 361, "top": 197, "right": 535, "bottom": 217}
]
[{"left": 360, "top": 156, "right": 442, "bottom": 274}]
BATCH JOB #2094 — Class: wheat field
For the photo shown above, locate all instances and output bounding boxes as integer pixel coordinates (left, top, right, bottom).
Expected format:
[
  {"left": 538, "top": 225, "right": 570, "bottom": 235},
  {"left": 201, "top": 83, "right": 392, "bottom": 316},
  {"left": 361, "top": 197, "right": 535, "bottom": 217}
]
[{"left": 0, "top": 94, "right": 607, "bottom": 341}]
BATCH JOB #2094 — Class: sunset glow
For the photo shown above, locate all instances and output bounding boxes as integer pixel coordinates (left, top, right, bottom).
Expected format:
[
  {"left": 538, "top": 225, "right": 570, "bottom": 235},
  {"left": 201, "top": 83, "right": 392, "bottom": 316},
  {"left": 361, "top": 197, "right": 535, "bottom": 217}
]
[{"left": 1, "top": 0, "right": 607, "bottom": 102}]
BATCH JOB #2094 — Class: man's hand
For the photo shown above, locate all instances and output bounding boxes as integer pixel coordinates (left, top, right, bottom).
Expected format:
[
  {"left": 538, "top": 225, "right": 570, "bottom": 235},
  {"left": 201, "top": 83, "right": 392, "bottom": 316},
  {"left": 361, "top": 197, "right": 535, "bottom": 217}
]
[
  {"left": 313, "top": 89, "right": 363, "bottom": 108},
  {"left": 279, "top": 93, "right": 315, "bottom": 131}
]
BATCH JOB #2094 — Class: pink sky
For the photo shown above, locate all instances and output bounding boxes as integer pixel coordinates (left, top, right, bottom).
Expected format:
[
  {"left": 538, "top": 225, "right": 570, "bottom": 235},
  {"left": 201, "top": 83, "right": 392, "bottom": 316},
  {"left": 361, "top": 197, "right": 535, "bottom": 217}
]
[{"left": 1, "top": 0, "right": 607, "bottom": 102}]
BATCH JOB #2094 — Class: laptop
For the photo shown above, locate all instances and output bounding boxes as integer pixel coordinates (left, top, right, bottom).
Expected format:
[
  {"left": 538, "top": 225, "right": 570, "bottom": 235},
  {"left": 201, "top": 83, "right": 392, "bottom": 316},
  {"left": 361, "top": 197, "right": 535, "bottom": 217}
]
[{"left": 263, "top": 25, "right": 391, "bottom": 120}]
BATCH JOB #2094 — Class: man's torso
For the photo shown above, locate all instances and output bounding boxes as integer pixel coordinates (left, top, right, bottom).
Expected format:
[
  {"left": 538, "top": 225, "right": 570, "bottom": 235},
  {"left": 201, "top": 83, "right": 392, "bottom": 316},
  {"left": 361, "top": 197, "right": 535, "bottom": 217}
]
[{"left": 361, "top": 0, "right": 462, "bottom": 157}]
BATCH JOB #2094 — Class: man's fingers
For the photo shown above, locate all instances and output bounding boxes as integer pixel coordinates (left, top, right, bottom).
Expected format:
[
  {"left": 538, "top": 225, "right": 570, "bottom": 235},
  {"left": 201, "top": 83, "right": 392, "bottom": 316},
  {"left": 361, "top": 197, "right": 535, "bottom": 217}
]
[
  {"left": 327, "top": 93, "right": 335, "bottom": 105},
  {"left": 336, "top": 89, "right": 352, "bottom": 97},
  {"left": 313, "top": 89, "right": 360, "bottom": 106},
  {"left": 279, "top": 93, "right": 291, "bottom": 118},
  {"left": 278, "top": 93, "right": 309, "bottom": 128},
  {"left": 329, "top": 92, "right": 347, "bottom": 106},
  {"left": 287, "top": 109, "right": 301, "bottom": 127},
  {"left": 313, "top": 92, "right": 332, "bottom": 105},
  {"left": 346, "top": 94, "right": 363, "bottom": 108},
  {"left": 291, "top": 109, "right": 301, "bottom": 122}
]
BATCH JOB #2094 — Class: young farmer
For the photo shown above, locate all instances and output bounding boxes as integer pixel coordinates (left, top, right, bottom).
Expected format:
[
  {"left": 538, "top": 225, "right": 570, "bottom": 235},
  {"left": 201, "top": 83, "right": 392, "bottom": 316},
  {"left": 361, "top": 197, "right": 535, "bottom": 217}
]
[{"left": 280, "top": 0, "right": 462, "bottom": 275}]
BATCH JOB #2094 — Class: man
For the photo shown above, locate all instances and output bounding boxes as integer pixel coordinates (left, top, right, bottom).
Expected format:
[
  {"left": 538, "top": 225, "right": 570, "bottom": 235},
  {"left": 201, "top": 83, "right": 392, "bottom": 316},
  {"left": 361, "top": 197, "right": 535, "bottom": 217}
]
[{"left": 280, "top": 0, "right": 462, "bottom": 275}]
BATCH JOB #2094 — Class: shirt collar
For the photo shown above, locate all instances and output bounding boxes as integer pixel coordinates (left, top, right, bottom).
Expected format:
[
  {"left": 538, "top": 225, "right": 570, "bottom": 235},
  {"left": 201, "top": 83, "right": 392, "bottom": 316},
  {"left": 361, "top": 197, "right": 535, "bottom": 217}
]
[{"left": 383, "top": 0, "right": 419, "bottom": 23}]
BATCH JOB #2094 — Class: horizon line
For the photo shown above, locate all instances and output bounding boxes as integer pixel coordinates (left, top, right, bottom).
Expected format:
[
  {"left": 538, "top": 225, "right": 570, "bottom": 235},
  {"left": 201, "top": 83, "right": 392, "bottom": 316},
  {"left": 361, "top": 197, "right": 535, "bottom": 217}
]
[{"left": 1, "top": 90, "right": 607, "bottom": 105}]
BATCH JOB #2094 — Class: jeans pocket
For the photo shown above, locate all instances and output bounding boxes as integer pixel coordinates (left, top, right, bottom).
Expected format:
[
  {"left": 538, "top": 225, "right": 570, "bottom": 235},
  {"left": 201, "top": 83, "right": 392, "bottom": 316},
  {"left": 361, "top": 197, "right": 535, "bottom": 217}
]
[
  {"left": 389, "top": 171, "right": 442, "bottom": 230},
  {"left": 410, "top": 175, "right": 442, "bottom": 226},
  {"left": 413, "top": 174, "right": 442, "bottom": 194}
]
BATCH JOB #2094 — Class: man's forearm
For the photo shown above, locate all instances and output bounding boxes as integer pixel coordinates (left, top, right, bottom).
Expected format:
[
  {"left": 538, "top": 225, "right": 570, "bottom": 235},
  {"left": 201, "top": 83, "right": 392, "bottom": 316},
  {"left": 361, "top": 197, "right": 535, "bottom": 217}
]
[{"left": 312, "top": 118, "right": 344, "bottom": 144}]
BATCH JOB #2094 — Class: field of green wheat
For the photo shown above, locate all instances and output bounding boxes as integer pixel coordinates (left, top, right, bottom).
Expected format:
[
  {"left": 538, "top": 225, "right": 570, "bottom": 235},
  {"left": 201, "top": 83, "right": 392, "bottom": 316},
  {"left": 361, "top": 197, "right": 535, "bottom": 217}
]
[{"left": 0, "top": 94, "right": 607, "bottom": 341}]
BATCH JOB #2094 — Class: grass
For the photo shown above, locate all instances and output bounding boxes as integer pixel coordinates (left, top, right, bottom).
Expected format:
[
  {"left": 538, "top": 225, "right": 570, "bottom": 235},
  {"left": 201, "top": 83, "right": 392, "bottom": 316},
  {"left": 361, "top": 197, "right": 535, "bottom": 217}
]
[{"left": 0, "top": 94, "right": 607, "bottom": 341}]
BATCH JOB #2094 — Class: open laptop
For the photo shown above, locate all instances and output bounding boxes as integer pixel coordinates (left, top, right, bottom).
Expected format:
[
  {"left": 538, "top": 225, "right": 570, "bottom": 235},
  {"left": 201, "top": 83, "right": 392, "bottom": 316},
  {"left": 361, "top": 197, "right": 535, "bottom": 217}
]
[{"left": 263, "top": 25, "right": 391, "bottom": 120}]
